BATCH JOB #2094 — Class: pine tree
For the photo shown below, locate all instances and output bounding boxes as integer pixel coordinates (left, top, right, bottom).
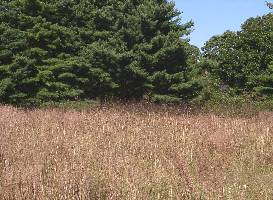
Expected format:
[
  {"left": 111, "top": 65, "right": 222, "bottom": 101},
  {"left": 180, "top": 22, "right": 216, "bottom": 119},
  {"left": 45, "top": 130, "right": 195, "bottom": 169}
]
[
  {"left": 0, "top": 0, "right": 115, "bottom": 105},
  {"left": 80, "top": 0, "right": 202, "bottom": 102},
  {"left": 0, "top": 0, "right": 202, "bottom": 105}
]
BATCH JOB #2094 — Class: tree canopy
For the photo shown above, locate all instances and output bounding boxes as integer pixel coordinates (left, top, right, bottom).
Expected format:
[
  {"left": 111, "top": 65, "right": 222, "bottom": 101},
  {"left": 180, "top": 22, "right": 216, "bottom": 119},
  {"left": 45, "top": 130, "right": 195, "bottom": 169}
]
[
  {"left": 202, "top": 12, "right": 273, "bottom": 100},
  {"left": 0, "top": 0, "right": 202, "bottom": 105},
  {"left": 0, "top": 0, "right": 272, "bottom": 106}
]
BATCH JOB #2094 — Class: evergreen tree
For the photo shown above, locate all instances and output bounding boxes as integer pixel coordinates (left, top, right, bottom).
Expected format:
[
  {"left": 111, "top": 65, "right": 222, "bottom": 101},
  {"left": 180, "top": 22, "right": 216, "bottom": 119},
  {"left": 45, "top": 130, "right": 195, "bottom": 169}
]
[
  {"left": 80, "top": 0, "right": 203, "bottom": 102},
  {"left": 0, "top": 0, "right": 115, "bottom": 105},
  {"left": 0, "top": 0, "right": 202, "bottom": 105}
]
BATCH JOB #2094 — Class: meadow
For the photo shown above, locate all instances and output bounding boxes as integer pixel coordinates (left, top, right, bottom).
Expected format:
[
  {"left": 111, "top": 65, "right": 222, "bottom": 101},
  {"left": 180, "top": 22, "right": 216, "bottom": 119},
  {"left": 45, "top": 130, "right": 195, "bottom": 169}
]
[{"left": 0, "top": 104, "right": 273, "bottom": 199}]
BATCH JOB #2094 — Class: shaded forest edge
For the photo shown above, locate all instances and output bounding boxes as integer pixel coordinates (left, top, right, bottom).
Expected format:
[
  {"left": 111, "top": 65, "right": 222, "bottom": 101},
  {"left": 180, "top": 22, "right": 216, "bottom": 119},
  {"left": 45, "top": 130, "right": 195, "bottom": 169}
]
[{"left": 0, "top": 0, "right": 272, "bottom": 109}]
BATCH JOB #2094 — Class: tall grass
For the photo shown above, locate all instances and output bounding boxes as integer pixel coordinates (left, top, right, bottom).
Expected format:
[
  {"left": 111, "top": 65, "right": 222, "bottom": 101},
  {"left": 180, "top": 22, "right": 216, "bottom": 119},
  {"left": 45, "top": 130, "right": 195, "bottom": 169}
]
[{"left": 0, "top": 104, "right": 272, "bottom": 199}]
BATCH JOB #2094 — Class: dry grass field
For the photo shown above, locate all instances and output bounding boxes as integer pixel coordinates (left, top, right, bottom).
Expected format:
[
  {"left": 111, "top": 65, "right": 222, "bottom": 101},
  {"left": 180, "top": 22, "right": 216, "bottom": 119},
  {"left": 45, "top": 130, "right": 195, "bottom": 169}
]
[{"left": 0, "top": 104, "right": 273, "bottom": 199}]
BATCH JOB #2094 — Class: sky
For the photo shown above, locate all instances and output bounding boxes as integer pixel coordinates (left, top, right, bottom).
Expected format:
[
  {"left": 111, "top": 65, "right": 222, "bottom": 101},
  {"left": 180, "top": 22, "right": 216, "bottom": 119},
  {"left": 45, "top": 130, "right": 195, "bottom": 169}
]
[{"left": 175, "top": 0, "right": 271, "bottom": 48}]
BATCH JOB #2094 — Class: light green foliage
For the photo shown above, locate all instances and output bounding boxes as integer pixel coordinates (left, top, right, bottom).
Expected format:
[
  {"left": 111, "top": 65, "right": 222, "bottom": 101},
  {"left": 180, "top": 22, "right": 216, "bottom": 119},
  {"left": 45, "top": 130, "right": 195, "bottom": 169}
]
[
  {"left": 202, "top": 12, "right": 273, "bottom": 100},
  {"left": 253, "top": 62, "right": 273, "bottom": 98}
]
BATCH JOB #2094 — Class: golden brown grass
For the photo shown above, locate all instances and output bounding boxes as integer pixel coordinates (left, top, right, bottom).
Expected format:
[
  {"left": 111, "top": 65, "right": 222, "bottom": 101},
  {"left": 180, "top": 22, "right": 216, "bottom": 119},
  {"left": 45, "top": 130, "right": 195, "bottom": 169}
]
[{"left": 0, "top": 103, "right": 273, "bottom": 199}]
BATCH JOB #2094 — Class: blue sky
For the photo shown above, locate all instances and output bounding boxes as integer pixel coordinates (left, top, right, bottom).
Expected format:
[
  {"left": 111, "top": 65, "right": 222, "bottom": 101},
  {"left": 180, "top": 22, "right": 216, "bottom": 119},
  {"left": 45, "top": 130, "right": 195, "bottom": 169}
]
[{"left": 175, "top": 0, "right": 271, "bottom": 48}]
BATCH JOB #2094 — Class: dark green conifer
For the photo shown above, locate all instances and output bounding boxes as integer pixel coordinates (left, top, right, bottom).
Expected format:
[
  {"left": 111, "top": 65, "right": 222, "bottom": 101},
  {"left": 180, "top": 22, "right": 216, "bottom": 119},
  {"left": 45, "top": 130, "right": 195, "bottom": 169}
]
[{"left": 0, "top": 0, "right": 202, "bottom": 105}]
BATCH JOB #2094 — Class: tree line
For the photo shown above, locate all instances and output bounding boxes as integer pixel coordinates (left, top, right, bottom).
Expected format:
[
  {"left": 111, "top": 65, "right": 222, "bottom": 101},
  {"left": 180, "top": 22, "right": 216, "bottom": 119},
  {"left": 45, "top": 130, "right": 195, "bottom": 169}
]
[{"left": 0, "top": 0, "right": 272, "bottom": 106}]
